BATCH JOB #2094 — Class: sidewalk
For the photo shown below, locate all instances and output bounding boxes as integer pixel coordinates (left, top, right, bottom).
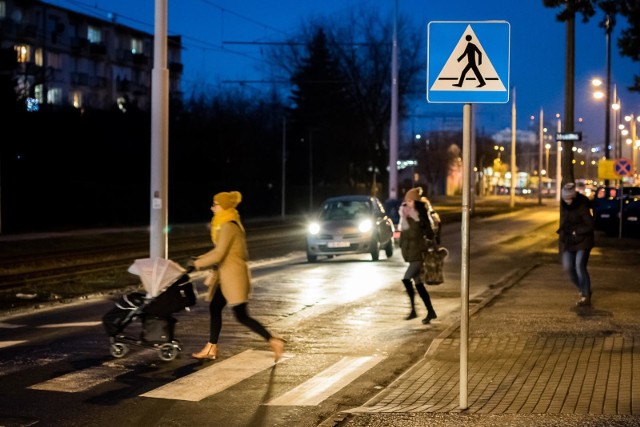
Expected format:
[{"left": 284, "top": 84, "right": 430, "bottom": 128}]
[{"left": 325, "top": 234, "right": 640, "bottom": 426}]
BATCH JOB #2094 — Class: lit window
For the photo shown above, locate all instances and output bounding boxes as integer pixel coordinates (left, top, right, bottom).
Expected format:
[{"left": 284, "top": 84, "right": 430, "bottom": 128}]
[
  {"left": 15, "top": 44, "right": 30, "bottom": 63},
  {"left": 34, "top": 84, "right": 44, "bottom": 104},
  {"left": 47, "top": 87, "right": 62, "bottom": 105},
  {"left": 72, "top": 91, "right": 82, "bottom": 108},
  {"left": 0, "top": 2, "right": 6, "bottom": 19},
  {"left": 88, "top": 25, "right": 101, "bottom": 43},
  {"left": 131, "top": 38, "right": 143, "bottom": 54},
  {"left": 35, "top": 47, "right": 43, "bottom": 66}
]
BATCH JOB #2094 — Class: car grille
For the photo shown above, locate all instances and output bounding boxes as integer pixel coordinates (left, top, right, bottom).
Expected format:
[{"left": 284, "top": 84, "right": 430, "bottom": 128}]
[{"left": 318, "top": 233, "right": 361, "bottom": 240}]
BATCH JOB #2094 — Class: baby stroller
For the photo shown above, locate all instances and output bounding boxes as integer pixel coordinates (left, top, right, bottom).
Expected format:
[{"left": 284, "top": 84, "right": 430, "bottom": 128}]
[{"left": 102, "top": 258, "right": 196, "bottom": 361}]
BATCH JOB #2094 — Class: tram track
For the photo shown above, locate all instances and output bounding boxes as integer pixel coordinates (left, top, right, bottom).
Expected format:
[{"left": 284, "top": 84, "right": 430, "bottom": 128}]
[{"left": 0, "top": 219, "right": 305, "bottom": 312}]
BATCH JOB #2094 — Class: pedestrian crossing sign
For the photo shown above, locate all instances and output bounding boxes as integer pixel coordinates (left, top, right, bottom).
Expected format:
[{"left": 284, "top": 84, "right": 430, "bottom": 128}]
[{"left": 427, "top": 21, "right": 510, "bottom": 103}]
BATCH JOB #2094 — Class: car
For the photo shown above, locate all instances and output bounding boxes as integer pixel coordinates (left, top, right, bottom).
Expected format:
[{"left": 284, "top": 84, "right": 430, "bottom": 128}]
[
  {"left": 305, "top": 195, "right": 395, "bottom": 262},
  {"left": 592, "top": 186, "right": 640, "bottom": 236},
  {"left": 622, "top": 196, "right": 640, "bottom": 237}
]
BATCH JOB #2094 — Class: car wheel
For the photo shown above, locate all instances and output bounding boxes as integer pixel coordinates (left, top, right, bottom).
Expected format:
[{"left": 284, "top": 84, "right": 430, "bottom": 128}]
[
  {"left": 307, "top": 252, "right": 317, "bottom": 263},
  {"left": 384, "top": 238, "right": 394, "bottom": 258},
  {"left": 370, "top": 238, "right": 380, "bottom": 261}
]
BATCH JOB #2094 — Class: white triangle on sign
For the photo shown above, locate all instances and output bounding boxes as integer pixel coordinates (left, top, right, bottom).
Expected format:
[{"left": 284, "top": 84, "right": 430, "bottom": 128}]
[{"left": 431, "top": 25, "right": 506, "bottom": 92}]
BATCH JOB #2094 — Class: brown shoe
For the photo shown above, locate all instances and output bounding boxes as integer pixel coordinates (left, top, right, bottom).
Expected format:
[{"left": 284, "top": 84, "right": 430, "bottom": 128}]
[
  {"left": 192, "top": 342, "right": 217, "bottom": 360},
  {"left": 269, "top": 337, "right": 286, "bottom": 363},
  {"left": 575, "top": 296, "right": 591, "bottom": 307}
]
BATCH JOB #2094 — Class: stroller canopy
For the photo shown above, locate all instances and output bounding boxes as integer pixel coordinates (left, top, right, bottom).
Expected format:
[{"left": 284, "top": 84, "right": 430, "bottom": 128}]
[{"left": 128, "top": 258, "right": 186, "bottom": 297}]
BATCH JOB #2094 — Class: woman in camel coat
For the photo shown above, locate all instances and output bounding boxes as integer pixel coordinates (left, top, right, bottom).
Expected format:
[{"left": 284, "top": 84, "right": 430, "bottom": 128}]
[{"left": 189, "top": 191, "right": 285, "bottom": 362}]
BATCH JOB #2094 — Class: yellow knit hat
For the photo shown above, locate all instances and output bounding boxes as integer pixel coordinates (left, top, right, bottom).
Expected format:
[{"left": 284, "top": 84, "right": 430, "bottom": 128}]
[{"left": 213, "top": 191, "right": 242, "bottom": 210}]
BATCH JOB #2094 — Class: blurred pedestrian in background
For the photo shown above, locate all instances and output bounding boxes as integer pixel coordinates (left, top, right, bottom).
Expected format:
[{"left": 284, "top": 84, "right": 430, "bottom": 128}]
[
  {"left": 399, "top": 187, "right": 438, "bottom": 324},
  {"left": 557, "top": 182, "right": 595, "bottom": 306},
  {"left": 188, "top": 191, "right": 285, "bottom": 362}
]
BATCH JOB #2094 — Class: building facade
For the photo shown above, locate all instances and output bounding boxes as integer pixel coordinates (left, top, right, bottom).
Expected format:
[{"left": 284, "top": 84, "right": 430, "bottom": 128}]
[{"left": 0, "top": 0, "right": 182, "bottom": 112}]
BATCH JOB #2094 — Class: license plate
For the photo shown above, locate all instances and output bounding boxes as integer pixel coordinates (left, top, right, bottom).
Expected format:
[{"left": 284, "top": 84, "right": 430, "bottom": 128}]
[
  {"left": 328, "top": 241, "right": 350, "bottom": 248},
  {"left": 628, "top": 216, "right": 638, "bottom": 222},
  {"left": 600, "top": 213, "right": 610, "bottom": 218}
]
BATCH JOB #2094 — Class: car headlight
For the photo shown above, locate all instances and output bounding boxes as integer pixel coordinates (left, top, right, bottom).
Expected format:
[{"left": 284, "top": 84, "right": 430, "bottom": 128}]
[
  {"left": 358, "top": 219, "right": 373, "bottom": 233},
  {"left": 308, "top": 222, "right": 320, "bottom": 235}
]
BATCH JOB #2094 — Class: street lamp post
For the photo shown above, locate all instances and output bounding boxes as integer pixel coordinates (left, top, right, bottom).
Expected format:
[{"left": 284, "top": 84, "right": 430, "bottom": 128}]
[
  {"left": 625, "top": 114, "right": 639, "bottom": 178},
  {"left": 555, "top": 113, "right": 561, "bottom": 201},
  {"left": 545, "top": 143, "right": 551, "bottom": 176},
  {"left": 612, "top": 85, "right": 621, "bottom": 158},
  {"left": 604, "top": 14, "right": 613, "bottom": 161},
  {"left": 538, "top": 108, "right": 544, "bottom": 206}
]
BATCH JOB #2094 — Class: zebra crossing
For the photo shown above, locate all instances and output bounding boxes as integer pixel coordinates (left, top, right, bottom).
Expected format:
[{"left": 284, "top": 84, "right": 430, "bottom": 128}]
[{"left": 2, "top": 327, "right": 385, "bottom": 405}]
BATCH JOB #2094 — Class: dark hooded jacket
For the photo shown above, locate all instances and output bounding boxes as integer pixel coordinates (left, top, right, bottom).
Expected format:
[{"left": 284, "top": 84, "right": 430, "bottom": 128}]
[{"left": 557, "top": 192, "right": 595, "bottom": 252}]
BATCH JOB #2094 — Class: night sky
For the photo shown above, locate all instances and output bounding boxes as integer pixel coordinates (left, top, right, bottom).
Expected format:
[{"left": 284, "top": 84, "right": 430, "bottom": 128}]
[{"left": 45, "top": 0, "right": 640, "bottom": 154}]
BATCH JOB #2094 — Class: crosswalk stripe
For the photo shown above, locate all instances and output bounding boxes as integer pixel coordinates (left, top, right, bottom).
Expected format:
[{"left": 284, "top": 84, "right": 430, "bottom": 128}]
[
  {"left": 0, "top": 340, "right": 27, "bottom": 349},
  {"left": 37, "top": 321, "right": 102, "bottom": 328},
  {"left": 265, "top": 355, "right": 385, "bottom": 406},
  {"left": 28, "top": 364, "right": 132, "bottom": 392},
  {"left": 141, "top": 349, "right": 292, "bottom": 402}
]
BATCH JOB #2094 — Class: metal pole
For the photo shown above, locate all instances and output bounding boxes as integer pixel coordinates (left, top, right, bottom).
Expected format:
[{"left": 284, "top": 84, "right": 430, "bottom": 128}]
[
  {"left": 309, "top": 131, "right": 313, "bottom": 212},
  {"left": 510, "top": 87, "right": 516, "bottom": 208},
  {"left": 632, "top": 116, "right": 637, "bottom": 177},
  {"left": 613, "top": 85, "right": 620, "bottom": 159},
  {"left": 460, "top": 103, "right": 471, "bottom": 410},
  {"left": 470, "top": 104, "right": 476, "bottom": 214},
  {"left": 388, "top": 0, "right": 398, "bottom": 200},
  {"left": 538, "top": 107, "right": 543, "bottom": 205},
  {"left": 604, "top": 15, "right": 612, "bottom": 161},
  {"left": 281, "top": 117, "right": 286, "bottom": 218},
  {"left": 150, "top": 0, "right": 169, "bottom": 259},
  {"left": 556, "top": 115, "right": 562, "bottom": 202}
]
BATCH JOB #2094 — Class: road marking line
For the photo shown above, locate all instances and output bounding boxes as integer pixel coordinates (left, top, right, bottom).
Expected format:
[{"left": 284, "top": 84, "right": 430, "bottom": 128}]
[
  {"left": 266, "top": 355, "right": 385, "bottom": 406},
  {"left": 28, "top": 365, "right": 132, "bottom": 392},
  {"left": 0, "top": 340, "right": 27, "bottom": 349},
  {"left": 37, "top": 321, "right": 102, "bottom": 328},
  {"left": 0, "top": 322, "right": 25, "bottom": 329},
  {"left": 141, "top": 349, "right": 292, "bottom": 402}
]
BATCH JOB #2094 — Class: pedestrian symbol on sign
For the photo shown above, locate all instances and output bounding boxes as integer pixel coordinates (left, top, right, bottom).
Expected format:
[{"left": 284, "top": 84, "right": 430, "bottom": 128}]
[
  {"left": 452, "top": 35, "right": 485, "bottom": 88},
  {"left": 430, "top": 25, "right": 506, "bottom": 93}
]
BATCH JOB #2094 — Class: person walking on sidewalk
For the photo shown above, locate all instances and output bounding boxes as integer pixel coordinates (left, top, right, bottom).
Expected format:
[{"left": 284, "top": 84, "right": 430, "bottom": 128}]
[
  {"left": 399, "top": 187, "right": 438, "bottom": 324},
  {"left": 188, "top": 191, "right": 286, "bottom": 362},
  {"left": 557, "top": 182, "right": 595, "bottom": 306}
]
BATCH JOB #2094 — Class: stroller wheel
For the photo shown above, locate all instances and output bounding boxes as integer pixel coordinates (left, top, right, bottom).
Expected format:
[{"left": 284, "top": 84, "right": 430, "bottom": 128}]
[
  {"left": 159, "top": 343, "right": 178, "bottom": 361},
  {"left": 110, "top": 343, "right": 129, "bottom": 358}
]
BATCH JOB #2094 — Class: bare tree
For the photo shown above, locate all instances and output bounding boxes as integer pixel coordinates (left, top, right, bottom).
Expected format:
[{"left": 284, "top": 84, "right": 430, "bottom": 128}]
[{"left": 267, "top": 6, "right": 422, "bottom": 197}]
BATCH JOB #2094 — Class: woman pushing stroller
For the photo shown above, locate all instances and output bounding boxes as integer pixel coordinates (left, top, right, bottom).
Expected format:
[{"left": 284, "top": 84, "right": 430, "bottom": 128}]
[{"left": 187, "top": 191, "right": 285, "bottom": 362}]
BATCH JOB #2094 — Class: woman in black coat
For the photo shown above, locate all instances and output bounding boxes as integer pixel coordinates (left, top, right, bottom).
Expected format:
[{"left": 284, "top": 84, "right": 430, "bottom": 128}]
[
  {"left": 557, "top": 182, "right": 595, "bottom": 306},
  {"left": 399, "top": 188, "right": 437, "bottom": 324}
]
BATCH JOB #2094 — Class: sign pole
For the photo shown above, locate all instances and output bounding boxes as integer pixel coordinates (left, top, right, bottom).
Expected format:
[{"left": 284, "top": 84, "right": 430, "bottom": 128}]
[
  {"left": 460, "top": 103, "right": 471, "bottom": 410},
  {"left": 426, "top": 21, "right": 510, "bottom": 412}
]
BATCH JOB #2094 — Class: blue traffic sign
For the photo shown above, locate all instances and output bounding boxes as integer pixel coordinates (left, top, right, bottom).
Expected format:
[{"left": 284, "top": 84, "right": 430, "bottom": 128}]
[
  {"left": 427, "top": 21, "right": 510, "bottom": 103},
  {"left": 615, "top": 158, "right": 632, "bottom": 176}
]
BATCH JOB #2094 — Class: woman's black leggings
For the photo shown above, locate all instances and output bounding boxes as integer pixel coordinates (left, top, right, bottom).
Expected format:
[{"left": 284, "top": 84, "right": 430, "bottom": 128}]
[{"left": 208, "top": 287, "right": 271, "bottom": 344}]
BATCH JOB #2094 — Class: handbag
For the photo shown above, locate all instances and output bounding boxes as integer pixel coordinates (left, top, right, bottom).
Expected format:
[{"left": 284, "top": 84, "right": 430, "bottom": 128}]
[{"left": 421, "top": 240, "right": 448, "bottom": 285}]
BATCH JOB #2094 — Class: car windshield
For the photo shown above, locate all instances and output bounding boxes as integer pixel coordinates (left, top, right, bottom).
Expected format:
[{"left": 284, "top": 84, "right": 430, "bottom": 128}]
[{"left": 320, "top": 200, "right": 371, "bottom": 220}]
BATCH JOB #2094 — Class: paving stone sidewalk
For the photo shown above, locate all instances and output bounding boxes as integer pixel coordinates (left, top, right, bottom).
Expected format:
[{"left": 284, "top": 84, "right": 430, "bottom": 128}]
[{"left": 328, "top": 235, "right": 640, "bottom": 427}]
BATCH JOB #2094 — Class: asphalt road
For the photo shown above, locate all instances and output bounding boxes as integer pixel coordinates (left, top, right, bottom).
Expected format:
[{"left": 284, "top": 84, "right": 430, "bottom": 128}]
[{"left": 0, "top": 198, "right": 564, "bottom": 427}]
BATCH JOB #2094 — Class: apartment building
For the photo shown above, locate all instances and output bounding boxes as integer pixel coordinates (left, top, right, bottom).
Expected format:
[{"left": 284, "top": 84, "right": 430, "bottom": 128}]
[{"left": 0, "top": 0, "right": 182, "bottom": 112}]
